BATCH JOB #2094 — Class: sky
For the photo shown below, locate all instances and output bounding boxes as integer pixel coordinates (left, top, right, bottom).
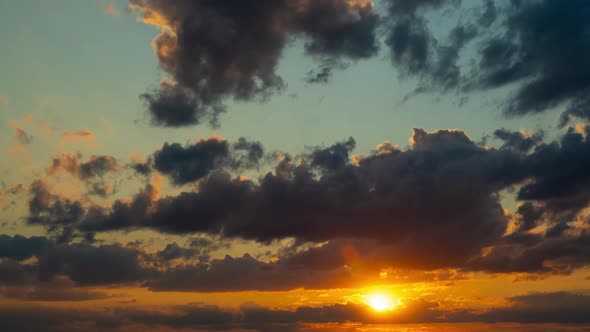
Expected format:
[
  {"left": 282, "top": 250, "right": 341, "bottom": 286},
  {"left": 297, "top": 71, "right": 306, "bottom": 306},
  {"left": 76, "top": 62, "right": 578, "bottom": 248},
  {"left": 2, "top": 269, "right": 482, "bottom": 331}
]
[{"left": 0, "top": 0, "right": 590, "bottom": 331}]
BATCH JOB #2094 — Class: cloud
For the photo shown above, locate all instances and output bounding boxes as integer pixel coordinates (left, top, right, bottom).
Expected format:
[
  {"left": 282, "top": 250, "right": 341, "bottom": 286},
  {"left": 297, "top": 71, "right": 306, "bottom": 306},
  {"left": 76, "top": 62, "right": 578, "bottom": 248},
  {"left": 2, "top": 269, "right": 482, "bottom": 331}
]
[
  {"left": 27, "top": 129, "right": 517, "bottom": 270},
  {"left": 104, "top": 0, "right": 121, "bottom": 16},
  {"left": 10, "top": 124, "right": 33, "bottom": 145},
  {"left": 27, "top": 180, "right": 86, "bottom": 242},
  {"left": 384, "top": 0, "right": 472, "bottom": 91},
  {"left": 0, "top": 233, "right": 589, "bottom": 326},
  {"left": 152, "top": 137, "right": 230, "bottom": 185},
  {"left": 60, "top": 129, "right": 96, "bottom": 142},
  {"left": 466, "top": 233, "right": 590, "bottom": 275},
  {"left": 377, "top": 0, "right": 590, "bottom": 123},
  {"left": 122, "top": 1, "right": 590, "bottom": 126},
  {"left": 6, "top": 123, "right": 33, "bottom": 158},
  {"left": 43, "top": 153, "right": 118, "bottom": 198},
  {"left": 146, "top": 253, "right": 366, "bottom": 292},
  {"left": 0, "top": 234, "right": 52, "bottom": 261},
  {"left": 46, "top": 153, "right": 118, "bottom": 180},
  {"left": 304, "top": 66, "right": 334, "bottom": 85},
  {"left": 0, "top": 292, "right": 587, "bottom": 332},
  {"left": 0, "top": 277, "right": 115, "bottom": 302},
  {"left": 517, "top": 125, "right": 590, "bottom": 216},
  {"left": 476, "top": 292, "right": 590, "bottom": 324},
  {"left": 37, "top": 243, "right": 149, "bottom": 285},
  {"left": 148, "top": 136, "right": 264, "bottom": 185},
  {"left": 0, "top": 95, "right": 7, "bottom": 106},
  {"left": 494, "top": 129, "right": 544, "bottom": 153},
  {"left": 129, "top": 0, "right": 379, "bottom": 127},
  {"left": 473, "top": 0, "right": 590, "bottom": 119},
  {"left": 18, "top": 126, "right": 590, "bottom": 283}
]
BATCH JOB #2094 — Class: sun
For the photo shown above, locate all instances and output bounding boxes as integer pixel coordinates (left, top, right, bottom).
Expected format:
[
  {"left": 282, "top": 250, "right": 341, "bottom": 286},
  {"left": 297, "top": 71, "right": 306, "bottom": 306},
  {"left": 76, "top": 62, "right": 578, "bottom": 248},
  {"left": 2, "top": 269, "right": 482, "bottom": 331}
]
[{"left": 365, "top": 292, "right": 398, "bottom": 312}]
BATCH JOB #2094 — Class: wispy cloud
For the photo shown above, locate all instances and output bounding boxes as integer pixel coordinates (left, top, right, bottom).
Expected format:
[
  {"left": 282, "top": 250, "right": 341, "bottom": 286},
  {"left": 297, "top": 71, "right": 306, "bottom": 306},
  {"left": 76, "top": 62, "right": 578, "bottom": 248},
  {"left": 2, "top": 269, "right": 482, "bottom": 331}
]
[{"left": 104, "top": 0, "right": 121, "bottom": 16}]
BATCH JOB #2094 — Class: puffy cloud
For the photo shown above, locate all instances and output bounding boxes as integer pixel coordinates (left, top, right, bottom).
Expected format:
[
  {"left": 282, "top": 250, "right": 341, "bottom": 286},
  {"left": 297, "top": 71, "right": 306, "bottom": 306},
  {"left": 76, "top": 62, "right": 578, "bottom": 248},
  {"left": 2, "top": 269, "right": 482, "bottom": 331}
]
[
  {"left": 27, "top": 129, "right": 519, "bottom": 270},
  {"left": 46, "top": 153, "right": 118, "bottom": 180},
  {"left": 146, "top": 136, "right": 264, "bottom": 185},
  {"left": 129, "top": 0, "right": 379, "bottom": 127},
  {"left": 152, "top": 137, "right": 229, "bottom": 185},
  {"left": 27, "top": 180, "right": 85, "bottom": 242},
  {"left": 18, "top": 126, "right": 590, "bottom": 282}
]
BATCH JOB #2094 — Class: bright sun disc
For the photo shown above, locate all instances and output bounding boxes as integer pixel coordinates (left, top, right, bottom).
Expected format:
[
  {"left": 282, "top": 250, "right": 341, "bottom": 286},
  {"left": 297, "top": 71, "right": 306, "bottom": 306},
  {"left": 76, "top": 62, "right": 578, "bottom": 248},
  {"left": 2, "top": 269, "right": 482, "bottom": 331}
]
[{"left": 366, "top": 293, "right": 397, "bottom": 312}]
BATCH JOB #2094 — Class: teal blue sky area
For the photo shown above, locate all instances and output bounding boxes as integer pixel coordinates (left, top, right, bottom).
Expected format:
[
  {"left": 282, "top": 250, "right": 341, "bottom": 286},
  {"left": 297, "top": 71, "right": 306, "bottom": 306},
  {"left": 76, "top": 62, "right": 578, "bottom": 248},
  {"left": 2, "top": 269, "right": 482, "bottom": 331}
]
[{"left": 0, "top": 0, "right": 564, "bottom": 181}]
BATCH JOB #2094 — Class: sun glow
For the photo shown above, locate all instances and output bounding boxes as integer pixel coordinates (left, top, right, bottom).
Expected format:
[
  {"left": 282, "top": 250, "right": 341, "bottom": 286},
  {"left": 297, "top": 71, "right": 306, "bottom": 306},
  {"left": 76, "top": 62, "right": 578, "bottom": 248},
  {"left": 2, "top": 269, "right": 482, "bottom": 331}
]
[{"left": 365, "top": 292, "right": 399, "bottom": 312}]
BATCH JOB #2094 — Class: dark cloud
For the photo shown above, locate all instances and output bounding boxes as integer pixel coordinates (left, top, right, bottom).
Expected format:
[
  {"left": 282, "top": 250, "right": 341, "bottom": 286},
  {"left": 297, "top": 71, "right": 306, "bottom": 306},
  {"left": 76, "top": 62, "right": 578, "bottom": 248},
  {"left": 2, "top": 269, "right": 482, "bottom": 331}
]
[
  {"left": 478, "top": 0, "right": 497, "bottom": 27},
  {"left": 119, "top": 304, "right": 234, "bottom": 329},
  {"left": 156, "top": 242, "right": 199, "bottom": 261},
  {"left": 153, "top": 137, "right": 230, "bottom": 185},
  {"left": 0, "top": 303, "right": 585, "bottom": 332},
  {"left": 474, "top": 0, "right": 590, "bottom": 119},
  {"left": 0, "top": 260, "right": 31, "bottom": 285},
  {"left": 466, "top": 233, "right": 590, "bottom": 274},
  {"left": 378, "top": 0, "right": 590, "bottom": 123},
  {"left": 37, "top": 243, "right": 148, "bottom": 285},
  {"left": 146, "top": 253, "right": 363, "bottom": 292},
  {"left": 512, "top": 202, "right": 544, "bottom": 232},
  {"left": 0, "top": 234, "right": 52, "bottom": 261},
  {"left": 21, "top": 126, "right": 590, "bottom": 280},
  {"left": 494, "top": 128, "right": 543, "bottom": 152},
  {"left": 517, "top": 125, "right": 590, "bottom": 215},
  {"left": 304, "top": 66, "right": 333, "bottom": 85},
  {"left": 27, "top": 180, "right": 85, "bottom": 242},
  {"left": 0, "top": 277, "right": 114, "bottom": 302},
  {"left": 230, "top": 137, "right": 265, "bottom": 170},
  {"left": 152, "top": 136, "right": 264, "bottom": 185},
  {"left": 130, "top": 0, "right": 379, "bottom": 127},
  {"left": 477, "top": 292, "right": 590, "bottom": 323},
  {"left": 129, "top": 160, "right": 152, "bottom": 177},
  {"left": 384, "top": 0, "right": 473, "bottom": 91},
  {"left": 30, "top": 129, "right": 521, "bottom": 271},
  {"left": 309, "top": 136, "right": 356, "bottom": 171}
]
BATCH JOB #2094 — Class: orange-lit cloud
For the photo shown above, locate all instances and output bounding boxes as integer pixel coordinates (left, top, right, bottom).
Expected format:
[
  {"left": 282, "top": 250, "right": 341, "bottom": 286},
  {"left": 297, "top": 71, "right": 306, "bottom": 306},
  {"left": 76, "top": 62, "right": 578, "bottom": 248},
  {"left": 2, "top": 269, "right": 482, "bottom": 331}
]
[
  {"left": 6, "top": 123, "right": 33, "bottom": 160},
  {"left": 104, "top": 0, "right": 121, "bottom": 16},
  {"left": 60, "top": 129, "right": 96, "bottom": 142}
]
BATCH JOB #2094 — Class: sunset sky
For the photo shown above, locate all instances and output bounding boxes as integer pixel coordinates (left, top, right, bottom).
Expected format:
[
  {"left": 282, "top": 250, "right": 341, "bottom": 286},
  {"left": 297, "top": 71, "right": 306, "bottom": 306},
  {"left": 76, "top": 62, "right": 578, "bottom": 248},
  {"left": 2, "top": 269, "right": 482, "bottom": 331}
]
[{"left": 1, "top": 1, "right": 590, "bottom": 331}]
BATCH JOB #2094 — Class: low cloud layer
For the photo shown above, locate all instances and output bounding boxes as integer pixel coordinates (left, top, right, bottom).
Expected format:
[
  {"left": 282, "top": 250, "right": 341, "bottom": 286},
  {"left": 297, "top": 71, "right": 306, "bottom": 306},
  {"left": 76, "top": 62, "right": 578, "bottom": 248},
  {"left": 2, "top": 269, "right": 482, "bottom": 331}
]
[{"left": 0, "top": 291, "right": 589, "bottom": 331}]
